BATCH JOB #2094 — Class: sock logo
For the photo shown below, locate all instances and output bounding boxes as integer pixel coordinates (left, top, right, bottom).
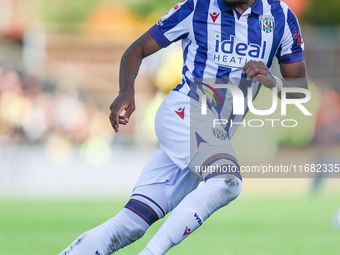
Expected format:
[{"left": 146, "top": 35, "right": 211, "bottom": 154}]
[
  {"left": 194, "top": 213, "right": 203, "bottom": 225},
  {"left": 95, "top": 251, "right": 100, "bottom": 255},
  {"left": 183, "top": 226, "right": 191, "bottom": 236}
]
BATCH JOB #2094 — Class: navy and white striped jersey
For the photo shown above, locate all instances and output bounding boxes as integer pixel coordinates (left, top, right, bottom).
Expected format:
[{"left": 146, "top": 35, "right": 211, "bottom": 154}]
[{"left": 149, "top": 0, "right": 304, "bottom": 138}]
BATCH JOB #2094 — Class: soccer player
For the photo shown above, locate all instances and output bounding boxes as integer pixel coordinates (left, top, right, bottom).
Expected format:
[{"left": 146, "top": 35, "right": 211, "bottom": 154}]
[{"left": 59, "top": 0, "right": 308, "bottom": 254}]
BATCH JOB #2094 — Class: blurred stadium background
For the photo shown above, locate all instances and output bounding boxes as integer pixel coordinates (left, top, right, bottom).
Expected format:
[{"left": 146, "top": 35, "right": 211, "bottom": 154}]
[{"left": 0, "top": 0, "right": 340, "bottom": 254}]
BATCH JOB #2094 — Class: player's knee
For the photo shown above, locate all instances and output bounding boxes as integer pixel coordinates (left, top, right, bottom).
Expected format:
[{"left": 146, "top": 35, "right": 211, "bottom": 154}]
[
  {"left": 206, "top": 175, "right": 242, "bottom": 206},
  {"left": 103, "top": 214, "right": 147, "bottom": 253},
  {"left": 223, "top": 175, "right": 242, "bottom": 202},
  {"left": 105, "top": 225, "right": 146, "bottom": 254},
  {"left": 123, "top": 226, "right": 146, "bottom": 244}
]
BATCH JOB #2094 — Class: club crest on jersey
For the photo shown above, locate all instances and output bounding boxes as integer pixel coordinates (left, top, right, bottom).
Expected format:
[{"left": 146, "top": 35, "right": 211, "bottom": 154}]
[
  {"left": 212, "top": 128, "right": 228, "bottom": 140},
  {"left": 259, "top": 15, "right": 275, "bottom": 33}
]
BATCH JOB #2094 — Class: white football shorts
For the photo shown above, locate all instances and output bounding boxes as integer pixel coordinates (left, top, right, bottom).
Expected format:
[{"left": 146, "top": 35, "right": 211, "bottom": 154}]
[
  {"left": 135, "top": 90, "right": 236, "bottom": 183},
  {"left": 155, "top": 90, "right": 236, "bottom": 171},
  {"left": 133, "top": 90, "right": 238, "bottom": 213}
]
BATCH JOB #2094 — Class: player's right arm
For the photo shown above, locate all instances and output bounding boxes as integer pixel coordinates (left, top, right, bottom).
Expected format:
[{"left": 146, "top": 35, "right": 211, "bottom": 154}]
[
  {"left": 109, "top": 31, "right": 162, "bottom": 133},
  {"left": 110, "top": 0, "right": 194, "bottom": 132}
]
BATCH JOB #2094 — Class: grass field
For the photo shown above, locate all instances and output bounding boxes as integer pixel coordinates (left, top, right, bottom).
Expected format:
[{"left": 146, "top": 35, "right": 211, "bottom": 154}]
[{"left": 1, "top": 193, "right": 340, "bottom": 255}]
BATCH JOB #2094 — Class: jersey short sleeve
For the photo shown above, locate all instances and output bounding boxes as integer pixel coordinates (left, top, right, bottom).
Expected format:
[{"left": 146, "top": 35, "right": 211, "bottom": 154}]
[
  {"left": 276, "top": 7, "right": 305, "bottom": 64},
  {"left": 149, "top": 0, "right": 195, "bottom": 48}
]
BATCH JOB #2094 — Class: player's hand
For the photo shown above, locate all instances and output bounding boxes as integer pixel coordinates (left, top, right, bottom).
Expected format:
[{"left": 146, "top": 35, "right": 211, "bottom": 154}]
[
  {"left": 242, "top": 61, "right": 276, "bottom": 89},
  {"left": 109, "top": 91, "right": 135, "bottom": 133}
]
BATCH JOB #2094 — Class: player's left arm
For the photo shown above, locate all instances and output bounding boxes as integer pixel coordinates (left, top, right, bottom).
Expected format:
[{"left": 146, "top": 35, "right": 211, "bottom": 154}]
[
  {"left": 278, "top": 60, "right": 308, "bottom": 98},
  {"left": 242, "top": 60, "right": 308, "bottom": 98}
]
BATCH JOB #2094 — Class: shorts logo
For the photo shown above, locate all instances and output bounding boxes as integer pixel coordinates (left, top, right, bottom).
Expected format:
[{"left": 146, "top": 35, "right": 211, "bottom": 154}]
[
  {"left": 175, "top": 107, "right": 185, "bottom": 119},
  {"left": 259, "top": 15, "right": 275, "bottom": 33},
  {"left": 212, "top": 128, "right": 228, "bottom": 140}
]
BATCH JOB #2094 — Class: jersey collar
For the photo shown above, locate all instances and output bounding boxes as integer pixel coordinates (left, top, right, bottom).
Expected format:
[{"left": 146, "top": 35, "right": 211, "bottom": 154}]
[
  {"left": 250, "top": 0, "right": 263, "bottom": 15},
  {"left": 217, "top": 0, "right": 263, "bottom": 15}
]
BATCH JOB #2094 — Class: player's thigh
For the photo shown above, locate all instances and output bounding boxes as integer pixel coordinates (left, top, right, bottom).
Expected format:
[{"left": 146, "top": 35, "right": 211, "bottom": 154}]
[
  {"left": 133, "top": 147, "right": 201, "bottom": 214},
  {"left": 154, "top": 91, "right": 190, "bottom": 170},
  {"left": 190, "top": 104, "right": 241, "bottom": 180}
]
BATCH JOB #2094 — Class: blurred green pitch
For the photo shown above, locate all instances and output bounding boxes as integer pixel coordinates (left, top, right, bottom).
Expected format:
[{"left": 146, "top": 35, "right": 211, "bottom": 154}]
[{"left": 1, "top": 194, "right": 340, "bottom": 255}]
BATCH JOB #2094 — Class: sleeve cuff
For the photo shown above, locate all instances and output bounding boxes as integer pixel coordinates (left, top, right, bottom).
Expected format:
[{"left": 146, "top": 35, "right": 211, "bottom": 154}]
[
  {"left": 278, "top": 51, "right": 304, "bottom": 64},
  {"left": 149, "top": 25, "right": 171, "bottom": 48}
]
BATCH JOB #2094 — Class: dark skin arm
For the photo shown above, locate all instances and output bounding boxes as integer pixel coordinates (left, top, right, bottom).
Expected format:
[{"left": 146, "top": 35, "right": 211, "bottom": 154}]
[
  {"left": 242, "top": 60, "right": 308, "bottom": 98},
  {"left": 109, "top": 31, "right": 162, "bottom": 132}
]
